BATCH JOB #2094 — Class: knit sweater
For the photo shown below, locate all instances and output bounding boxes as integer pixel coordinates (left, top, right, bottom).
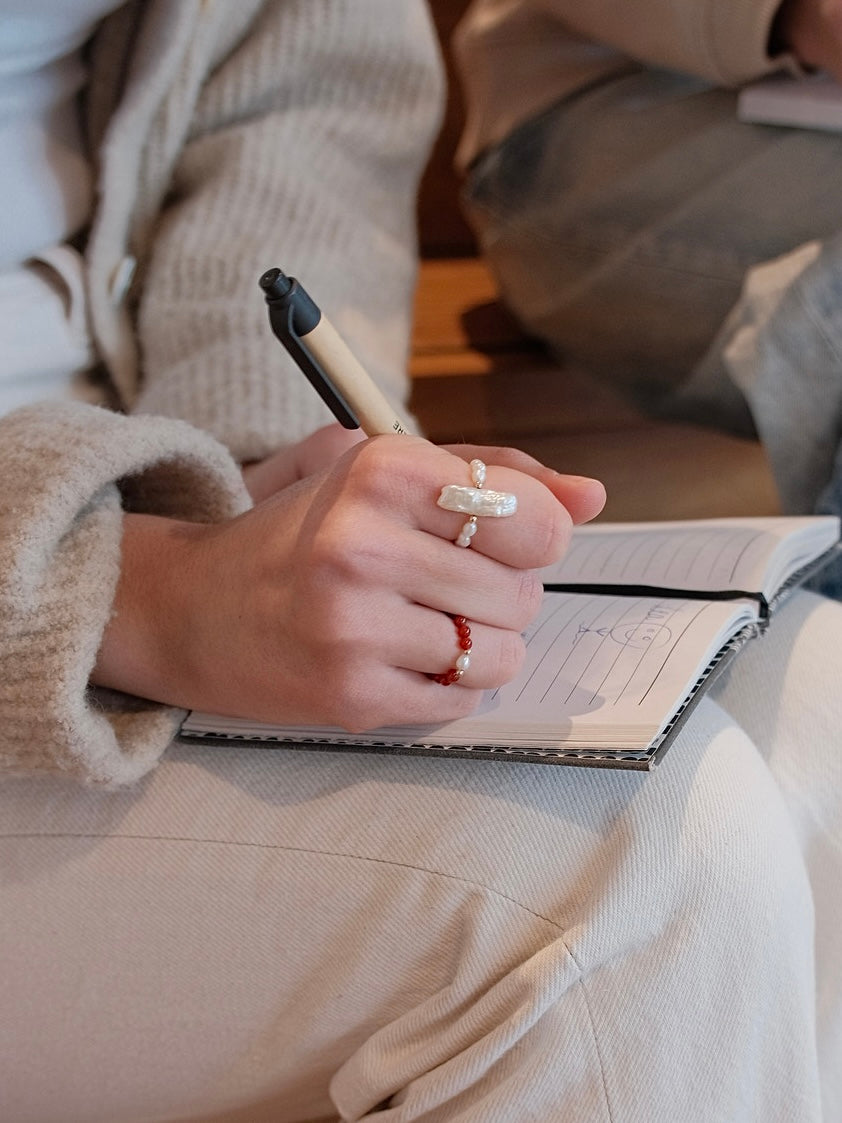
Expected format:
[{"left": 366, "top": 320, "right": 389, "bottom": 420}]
[
  {"left": 454, "top": 0, "right": 798, "bottom": 167},
  {"left": 0, "top": 0, "right": 444, "bottom": 785}
]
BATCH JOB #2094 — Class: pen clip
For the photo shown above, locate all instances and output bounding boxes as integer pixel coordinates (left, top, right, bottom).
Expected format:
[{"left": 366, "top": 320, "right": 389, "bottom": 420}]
[{"left": 263, "top": 276, "right": 361, "bottom": 431}]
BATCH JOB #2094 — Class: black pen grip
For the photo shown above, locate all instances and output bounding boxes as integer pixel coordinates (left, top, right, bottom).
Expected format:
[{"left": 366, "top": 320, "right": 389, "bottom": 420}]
[{"left": 259, "top": 268, "right": 360, "bottom": 430}]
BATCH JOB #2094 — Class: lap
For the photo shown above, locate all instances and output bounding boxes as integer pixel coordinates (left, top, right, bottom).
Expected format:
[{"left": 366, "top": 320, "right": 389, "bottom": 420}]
[
  {"left": 464, "top": 68, "right": 842, "bottom": 403},
  {"left": 1, "top": 592, "right": 836, "bottom": 1121}
]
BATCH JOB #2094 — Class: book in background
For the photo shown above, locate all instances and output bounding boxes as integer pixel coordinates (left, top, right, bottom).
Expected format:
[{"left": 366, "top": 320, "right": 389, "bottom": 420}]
[{"left": 737, "top": 71, "right": 842, "bottom": 131}]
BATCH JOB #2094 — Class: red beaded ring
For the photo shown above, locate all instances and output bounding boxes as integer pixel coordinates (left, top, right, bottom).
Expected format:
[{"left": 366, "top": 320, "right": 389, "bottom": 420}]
[{"left": 432, "top": 615, "right": 473, "bottom": 686}]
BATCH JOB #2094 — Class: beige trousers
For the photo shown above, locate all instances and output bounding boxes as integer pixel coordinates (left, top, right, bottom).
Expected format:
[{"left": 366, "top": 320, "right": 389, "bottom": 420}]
[{"left": 2, "top": 590, "right": 841, "bottom": 1123}]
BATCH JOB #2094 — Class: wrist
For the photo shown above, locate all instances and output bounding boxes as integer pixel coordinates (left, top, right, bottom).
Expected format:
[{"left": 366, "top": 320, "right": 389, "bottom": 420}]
[{"left": 92, "top": 513, "right": 207, "bottom": 705}]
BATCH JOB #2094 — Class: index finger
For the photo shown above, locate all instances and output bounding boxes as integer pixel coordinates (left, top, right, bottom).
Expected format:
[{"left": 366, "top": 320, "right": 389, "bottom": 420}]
[
  {"left": 441, "top": 444, "right": 606, "bottom": 526},
  {"left": 338, "top": 437, "right": 593, "bottom": 570}
]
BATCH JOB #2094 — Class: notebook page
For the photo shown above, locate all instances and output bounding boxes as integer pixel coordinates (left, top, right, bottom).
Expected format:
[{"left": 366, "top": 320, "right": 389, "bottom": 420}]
[
  {"left": 423, "top": 591, "right": 755, "bottom": 749},
  {"left": 182, "top": 591, "right": 755, "bottom": 751},
  {"left": 737, "top": 72, "right": 842, "bottom": 132},
  {"left": 540, "top": 517, "right": 835, "bottom": 596}
]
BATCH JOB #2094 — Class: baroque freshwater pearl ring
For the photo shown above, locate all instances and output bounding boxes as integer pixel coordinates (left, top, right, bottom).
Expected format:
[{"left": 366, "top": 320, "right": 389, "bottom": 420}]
[{"left": 437, "top": 459, "right": 517, "bottom": 547}]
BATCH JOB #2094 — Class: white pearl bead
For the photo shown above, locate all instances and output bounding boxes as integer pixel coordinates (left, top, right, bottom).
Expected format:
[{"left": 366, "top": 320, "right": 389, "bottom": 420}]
[{"left": 470, "top": 459, "right": 487, "bottom": 488}]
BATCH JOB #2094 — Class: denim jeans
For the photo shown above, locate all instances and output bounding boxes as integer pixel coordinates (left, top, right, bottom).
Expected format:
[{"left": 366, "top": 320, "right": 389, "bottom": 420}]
[{"left": 463, "top": 67, "right": 842, "bottom": 594}]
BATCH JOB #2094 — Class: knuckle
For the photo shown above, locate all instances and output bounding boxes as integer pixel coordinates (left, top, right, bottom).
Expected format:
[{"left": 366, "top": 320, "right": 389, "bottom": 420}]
[
  {"left": 480, "top": 628, "right": 527, "bottom": 687},
  {"left": 491, "top": 629, "right": 527, "bottom": 684},
  {"left": 533, "top": 502, "right": 573, "bottom": 565},
  {"left": 304, "top": 617, "right": 358, "bottom": 675},
  {"left": 338, "top": 706, "right": 372, "bottom": 736},
  {"left": 349, "top": 436, "right": 392, "bottom": 488},
  {"left": 513, "top": 568, "right": 544, "bottom": 627},
  {"left": 447, "top": 687, "right": 484, "bottom": 719},
  {"left": 340, "top": 686, "right": 396, "bottom": 735},
  {"left": 346, "top": 435, "right": 415, "bottom": 507},
  {"left": 324, "top": 665, "right": 377, "bottom": 732},
  {"left": 491, "top": 445, "right": 538, "bottom": 474},
  {"left": 309, "top": 509, "right": 387, "bottom": 588}
]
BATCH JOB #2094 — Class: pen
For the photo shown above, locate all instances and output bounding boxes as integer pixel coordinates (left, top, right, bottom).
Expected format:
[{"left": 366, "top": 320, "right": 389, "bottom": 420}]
[{"left": 259, "top": 267, "right": 412, "bottom": 436}]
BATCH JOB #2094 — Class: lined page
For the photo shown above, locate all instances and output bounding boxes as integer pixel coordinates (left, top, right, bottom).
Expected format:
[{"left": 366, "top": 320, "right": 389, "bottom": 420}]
[
  {"left": 429, "top": 591, "right": 755, "bottom": 749},
  {"left": 540, "top": 517, "right": 837, "bottom": 596},
  {"left": 183, "top": 591, "right": 755, "bottom": 752}
]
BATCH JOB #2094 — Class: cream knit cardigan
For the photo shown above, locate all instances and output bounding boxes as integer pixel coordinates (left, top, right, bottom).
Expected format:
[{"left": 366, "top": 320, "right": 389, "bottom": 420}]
[{"left": 0, "top": 0, "right": 444, "bottom": 785}]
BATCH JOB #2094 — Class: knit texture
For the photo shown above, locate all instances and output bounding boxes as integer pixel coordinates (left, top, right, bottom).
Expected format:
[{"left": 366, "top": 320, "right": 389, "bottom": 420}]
[
  {"left": 87, "top": 0, "right": 444, "bottom": 459},
  {"left": 0, "top": 402, "right": 250, "bottom": 785},
  {"left": 1, "top": 1, "right": 443, "bottom": 783}
]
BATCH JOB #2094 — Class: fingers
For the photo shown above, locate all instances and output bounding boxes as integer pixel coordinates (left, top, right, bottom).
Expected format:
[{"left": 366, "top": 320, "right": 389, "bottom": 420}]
[
  {"left": 441, "top": 443, "right": 606, "bottom": 525},
  {"left": 242, "top": 425, "right": 366, "bottom": 504},
  {"left": 545, "top": 474, "right": 606, "bottom": 525},
  {"left": 323, "top": 606, "right": 524, "bottom": 733},
  {"left": 343, "top": 437, "right": 595, "bottom": 571},
  {"left": 376, "top": 523, "right": 543, "bottom": 629},
  {"left": 224, "top": 436, "right": 604, "bottom": 735},
  {"left": 427, "top": 460, "right": 570, "bottom": 569},
  {"left": 336, "top": 665, "right": 486, "bottom": 732},
  {"left": 389, "top": 603, "right": 526, "bottom": 689}
]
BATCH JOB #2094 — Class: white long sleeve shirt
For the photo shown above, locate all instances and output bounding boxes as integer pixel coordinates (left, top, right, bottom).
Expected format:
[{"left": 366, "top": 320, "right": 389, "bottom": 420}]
[{"left": 0, "top": 0, "right": 123, "bottom": 412}]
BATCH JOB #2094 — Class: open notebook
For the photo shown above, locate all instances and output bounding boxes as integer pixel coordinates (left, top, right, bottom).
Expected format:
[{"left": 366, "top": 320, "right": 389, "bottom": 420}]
[{"left": 180, "top": 516, "right": 840, "bottom": 770}]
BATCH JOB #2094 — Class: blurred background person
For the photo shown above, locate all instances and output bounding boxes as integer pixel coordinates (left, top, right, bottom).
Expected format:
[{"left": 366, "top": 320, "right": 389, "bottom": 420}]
[{"left": 455, "top": 0, "right": 842, "bottom": 580}]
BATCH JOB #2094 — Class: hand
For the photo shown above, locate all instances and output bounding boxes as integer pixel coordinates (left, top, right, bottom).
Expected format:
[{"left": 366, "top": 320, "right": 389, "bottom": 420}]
[
  {"left": 441, "top": 442, "right": 607, "bottom": 528},
  {"left": 772, "top": 0, "right": 842, "bottom": 81},
  {"left": 94, "top": 437, "right": 605, "bottom": 732},
  {"left": 242, "top": 422, "right": 366, "bottom": 503}
]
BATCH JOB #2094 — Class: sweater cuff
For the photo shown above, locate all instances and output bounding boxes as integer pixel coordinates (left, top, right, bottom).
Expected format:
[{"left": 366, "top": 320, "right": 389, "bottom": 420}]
[{"left": 0, "top": 401, "right": 251, "bottom": 786}]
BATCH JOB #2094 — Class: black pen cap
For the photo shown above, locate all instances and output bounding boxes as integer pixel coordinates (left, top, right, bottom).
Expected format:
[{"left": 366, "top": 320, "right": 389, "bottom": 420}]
[{"left": 259, "top": 267, "right": 321, "bottom": 336}]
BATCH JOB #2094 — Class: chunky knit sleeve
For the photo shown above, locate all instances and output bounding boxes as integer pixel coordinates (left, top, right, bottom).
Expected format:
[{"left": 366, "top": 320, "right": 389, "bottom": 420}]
[{"left": 0, "top": 401, "right": 250, "bottom": 786}]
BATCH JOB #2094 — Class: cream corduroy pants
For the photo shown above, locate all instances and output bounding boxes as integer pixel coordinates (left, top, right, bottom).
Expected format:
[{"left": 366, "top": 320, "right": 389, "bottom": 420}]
[{"left": 1, "top": 590, "right": 841, "bottom": 1123}]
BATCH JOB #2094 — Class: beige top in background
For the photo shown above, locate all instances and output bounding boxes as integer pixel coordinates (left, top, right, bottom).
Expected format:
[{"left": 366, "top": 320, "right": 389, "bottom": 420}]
[{"left": 454, "top": 0, "right": 797, "bottom": 166}]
